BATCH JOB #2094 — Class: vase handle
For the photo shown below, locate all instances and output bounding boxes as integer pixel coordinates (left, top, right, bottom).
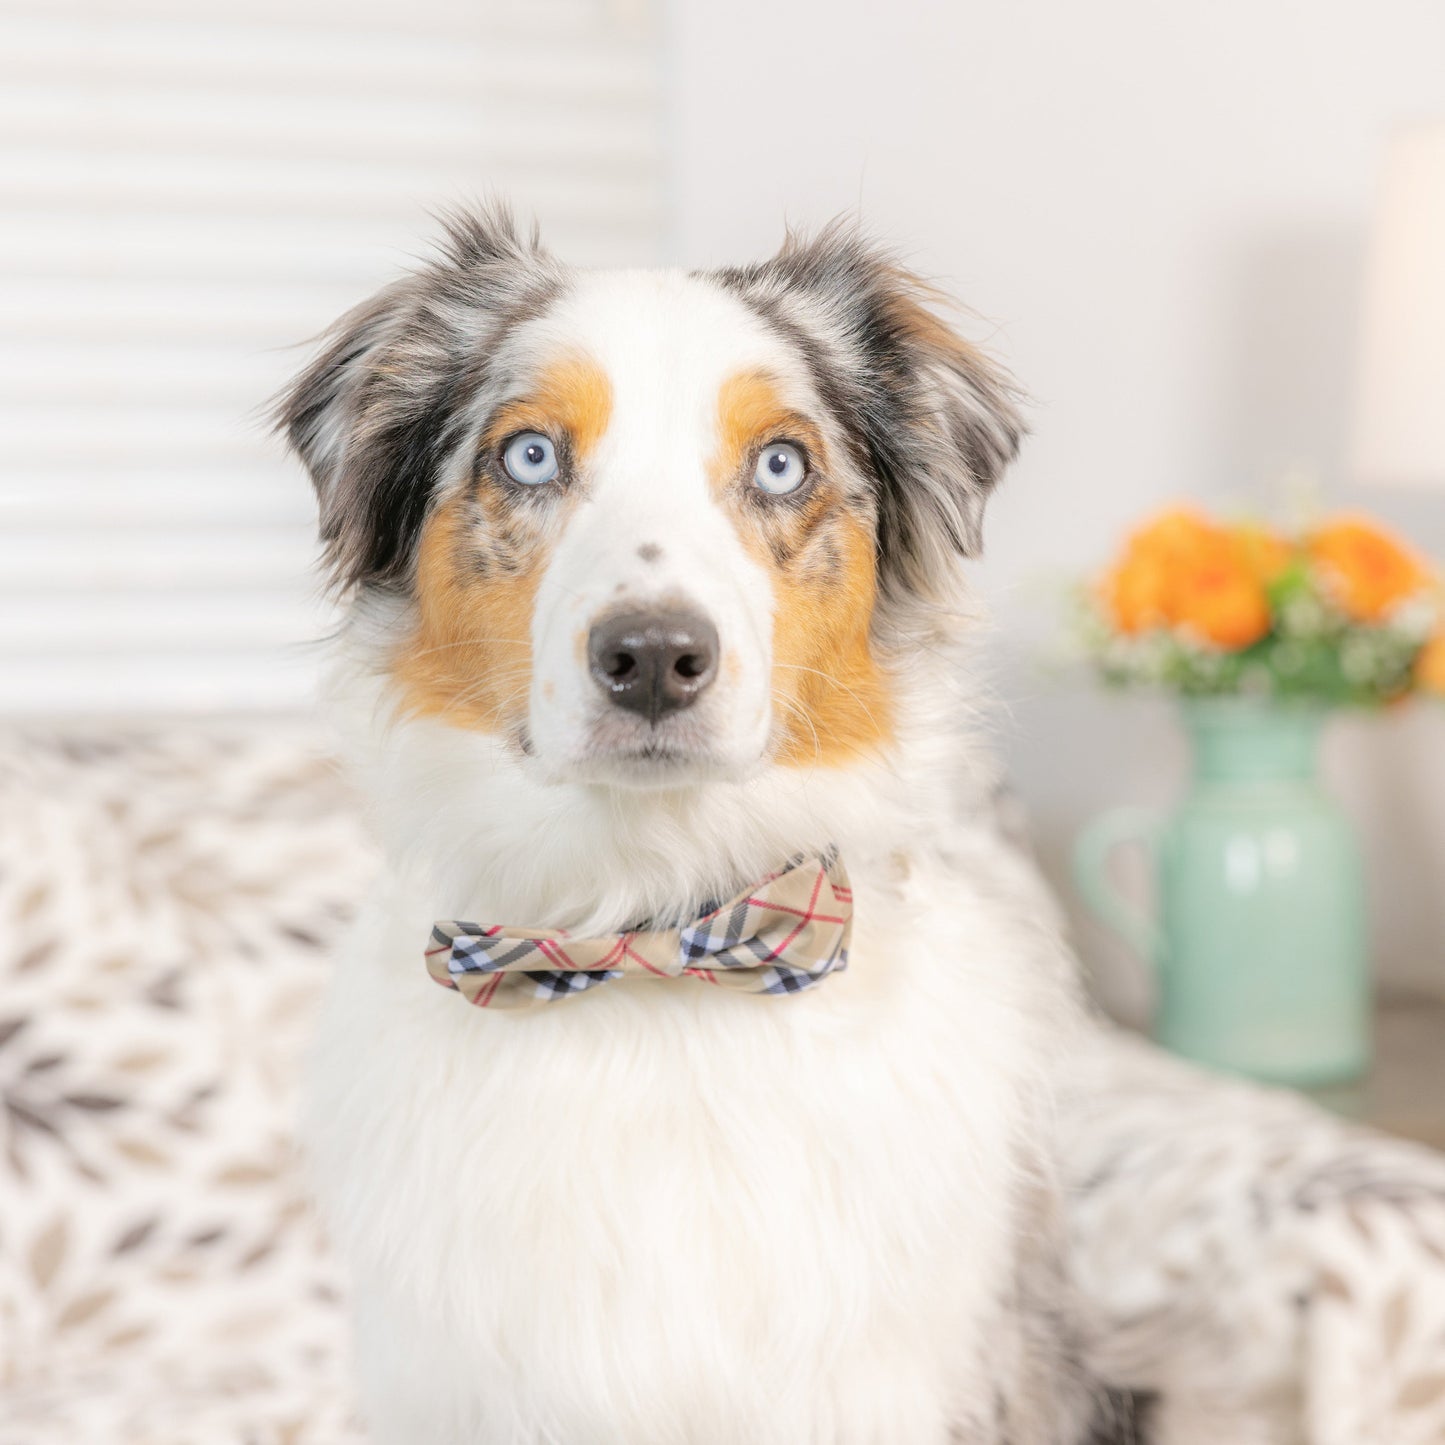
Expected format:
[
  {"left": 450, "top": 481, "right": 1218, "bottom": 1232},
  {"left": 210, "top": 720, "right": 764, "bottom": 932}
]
[{"left": 1073, "top": 807, "right": 1163, "bottom": 965}]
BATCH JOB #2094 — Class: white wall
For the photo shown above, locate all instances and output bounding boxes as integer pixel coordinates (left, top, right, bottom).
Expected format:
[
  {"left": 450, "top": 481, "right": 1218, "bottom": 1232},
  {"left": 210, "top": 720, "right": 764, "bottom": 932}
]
[{"left": 664, "top": 0, "right": 1445, "bottom": 1012}]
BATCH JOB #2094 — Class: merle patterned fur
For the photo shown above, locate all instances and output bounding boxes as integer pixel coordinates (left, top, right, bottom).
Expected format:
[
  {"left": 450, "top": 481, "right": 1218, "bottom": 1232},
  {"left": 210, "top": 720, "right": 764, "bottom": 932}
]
[{"left": 277, "top": 207, "right": 1023, "bottom": 610}]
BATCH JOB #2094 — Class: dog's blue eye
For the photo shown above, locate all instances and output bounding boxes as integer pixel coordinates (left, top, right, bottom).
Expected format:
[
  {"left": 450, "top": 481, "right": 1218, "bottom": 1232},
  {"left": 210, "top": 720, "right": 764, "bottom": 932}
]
[
  {"left": 753, "top": 443, "right": 806, "bottom": 495},
  {"left": 502, "top": 432, "right": 559, "bottom": 486}
]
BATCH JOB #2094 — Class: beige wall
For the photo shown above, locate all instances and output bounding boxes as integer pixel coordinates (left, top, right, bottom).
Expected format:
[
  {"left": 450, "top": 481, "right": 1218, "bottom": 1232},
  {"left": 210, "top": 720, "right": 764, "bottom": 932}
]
[{"left": 664, "top": 0, "right": 1445, "bottom": 1014}]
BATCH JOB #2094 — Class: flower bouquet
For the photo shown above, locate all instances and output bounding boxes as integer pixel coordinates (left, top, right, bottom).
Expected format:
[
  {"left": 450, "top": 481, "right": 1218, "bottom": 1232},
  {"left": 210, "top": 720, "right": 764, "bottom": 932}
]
[
  {"left": 1072, "top": 506, "right": 1442, "bottom": 1085},
  {"left": 1081, "top": 507, "right": 1444, "bottom": 704}
]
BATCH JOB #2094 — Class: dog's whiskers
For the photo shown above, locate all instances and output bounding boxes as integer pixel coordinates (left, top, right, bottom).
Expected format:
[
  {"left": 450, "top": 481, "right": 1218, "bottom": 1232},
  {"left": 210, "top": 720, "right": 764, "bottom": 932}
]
[
  {"left": 771, "top": 661, "right": 889, "bottom": 745},
  {"left": 425, "top": 664, "right": 535, "bottom": 723},
  {"left": 769, "top": 687, "right": 824, "bottom": 765},
  {"left": 403, "top": 636, "right": 532, "bottom": 662}
]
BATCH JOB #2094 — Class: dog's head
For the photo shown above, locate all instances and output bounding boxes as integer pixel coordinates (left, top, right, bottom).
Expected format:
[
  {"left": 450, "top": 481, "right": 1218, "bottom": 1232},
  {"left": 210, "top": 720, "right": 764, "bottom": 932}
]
[{"left": 279, "top": 209, "right": 1021, "bottom": 790}]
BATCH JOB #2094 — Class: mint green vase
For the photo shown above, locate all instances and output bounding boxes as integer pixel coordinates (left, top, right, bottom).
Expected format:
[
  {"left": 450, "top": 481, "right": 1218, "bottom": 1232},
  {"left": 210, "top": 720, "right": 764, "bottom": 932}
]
[{"left": 1075, "top": 699, "right": 1371, "bottom": 1085}]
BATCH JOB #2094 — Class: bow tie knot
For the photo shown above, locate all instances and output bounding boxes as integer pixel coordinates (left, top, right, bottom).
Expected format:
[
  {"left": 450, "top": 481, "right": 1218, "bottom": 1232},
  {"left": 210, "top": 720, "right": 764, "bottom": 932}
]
[{"left": 426, "top": 851, "right": 852, "bottom": 1009}]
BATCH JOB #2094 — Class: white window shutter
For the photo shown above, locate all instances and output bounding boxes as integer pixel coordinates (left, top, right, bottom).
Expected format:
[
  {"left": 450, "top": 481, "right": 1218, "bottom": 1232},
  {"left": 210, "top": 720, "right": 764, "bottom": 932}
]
[{"left": 0, "top": 0, "right": 664, "bottom": 714}]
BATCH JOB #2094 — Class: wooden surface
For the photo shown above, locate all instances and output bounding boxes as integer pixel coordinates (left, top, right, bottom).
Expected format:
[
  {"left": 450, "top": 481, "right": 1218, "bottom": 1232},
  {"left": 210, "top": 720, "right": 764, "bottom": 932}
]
[{"left": 1309, "top": 991, "right": 1445, "bottom": 1150}]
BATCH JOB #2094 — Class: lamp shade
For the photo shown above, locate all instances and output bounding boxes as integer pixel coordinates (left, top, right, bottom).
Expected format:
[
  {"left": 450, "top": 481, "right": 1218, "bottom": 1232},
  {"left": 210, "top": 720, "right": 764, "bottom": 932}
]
[{"left": 1353, "top": 122, "right": 1445, "bottom": 489}]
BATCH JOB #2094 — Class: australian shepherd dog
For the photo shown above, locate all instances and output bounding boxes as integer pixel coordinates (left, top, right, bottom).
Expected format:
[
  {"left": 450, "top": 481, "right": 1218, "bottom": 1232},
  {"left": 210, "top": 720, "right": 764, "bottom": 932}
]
[{"left": 278, "top": 208, "right": 1126, "bottom": 1444}]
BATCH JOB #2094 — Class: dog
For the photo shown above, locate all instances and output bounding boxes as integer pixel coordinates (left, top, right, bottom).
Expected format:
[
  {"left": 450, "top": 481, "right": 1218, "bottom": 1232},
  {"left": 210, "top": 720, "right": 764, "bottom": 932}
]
[{"left": 278, "top": 208, "right": 1129, "bottom": 1444}]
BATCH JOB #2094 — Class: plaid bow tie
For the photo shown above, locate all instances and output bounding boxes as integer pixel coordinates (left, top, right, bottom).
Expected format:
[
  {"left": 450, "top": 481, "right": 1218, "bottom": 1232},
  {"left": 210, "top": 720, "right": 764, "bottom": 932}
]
[{"left": 426, "top": 851, "right": 851, "bottom": 1009}]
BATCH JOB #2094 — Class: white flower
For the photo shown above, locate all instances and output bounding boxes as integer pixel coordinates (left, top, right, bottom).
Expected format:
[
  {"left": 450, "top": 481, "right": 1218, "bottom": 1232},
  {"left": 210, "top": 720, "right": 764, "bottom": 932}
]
[
  {"left": 1339, "top": 636, "right": 1378, "bottom": 684},
  {"left": 1281, "top": 595, "right": 1328, "bottom": 637}
]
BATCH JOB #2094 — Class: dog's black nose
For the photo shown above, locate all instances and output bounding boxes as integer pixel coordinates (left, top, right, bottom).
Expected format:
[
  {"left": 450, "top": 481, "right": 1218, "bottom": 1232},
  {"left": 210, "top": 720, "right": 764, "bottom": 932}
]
[{"left": 588, "top": 610, "right": 719, "bottom": 722}]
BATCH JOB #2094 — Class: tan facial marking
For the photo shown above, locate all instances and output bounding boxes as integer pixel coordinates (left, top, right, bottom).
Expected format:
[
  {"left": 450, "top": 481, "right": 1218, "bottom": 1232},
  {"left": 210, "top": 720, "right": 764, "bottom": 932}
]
[
  {"left": 770, "top": 513, "right": 892, "bottom": 765},
  {"left": 390, "top": 354, "right": 613, "bottom": 733},
  {"left": 484, "top": 354, "right": 613, "bottom": 463},
  {"left": 712, "top": 370, "right": 892, "bottom": 766},
  {"left": 390, "top": 490, "right": 544, "bottom": 733},
  {"left": 711, "top": 370, "right": 825, "bottom": 503}
]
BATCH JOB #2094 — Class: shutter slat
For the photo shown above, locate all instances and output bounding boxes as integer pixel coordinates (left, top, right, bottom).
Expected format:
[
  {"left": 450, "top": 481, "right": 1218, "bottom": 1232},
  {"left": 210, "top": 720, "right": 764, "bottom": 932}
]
[
  {"left": 0, "top": 210, "right": 661, "bottom": 283},
  {"left": 0, "top": 343, "right": 306, "bottom": 406},
  {"left": 0, "top": 214, "right": 440, "bottom": 284},
  {"left": 4, "top": 473, "right": 315, "bottom": 526},
  {"left": 0, "top": 593, "right": 325, "bottom": 650},
  {"left": 0, "top": 85, "right": 661, "bottom": 164},
  {"left": 0, "top": 279, "right": 376, "bottom": 342},
  {"left": 0, "top": 654, "right": 324, "bottom": 713},
  {"left": 2, "top": 153, "right": 663, "bottom": 222},
  {"left": 0, "top": 528, "right": 319, "bottom": 590},
  {"left": 0, "top": 407, "right": 274, "bottom": 464},
  {"left": 0, "top": 14, "right": 656, "bottom": 97}
]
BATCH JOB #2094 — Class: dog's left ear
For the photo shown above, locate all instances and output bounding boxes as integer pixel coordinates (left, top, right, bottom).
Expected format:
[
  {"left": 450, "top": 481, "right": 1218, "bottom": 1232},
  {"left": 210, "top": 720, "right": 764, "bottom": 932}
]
[
  {"left": 716, "top": 226, "right": 1024, "bottom": 602},
  {"left": 274, "top": 205, "right": 555, "bottom": 593}
]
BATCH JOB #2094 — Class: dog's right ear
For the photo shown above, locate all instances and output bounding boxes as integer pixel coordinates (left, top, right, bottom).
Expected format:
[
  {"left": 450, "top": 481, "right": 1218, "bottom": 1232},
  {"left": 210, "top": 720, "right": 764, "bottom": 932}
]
[{"left": 275, "top": 206, "right": 556, "bottom": 592}]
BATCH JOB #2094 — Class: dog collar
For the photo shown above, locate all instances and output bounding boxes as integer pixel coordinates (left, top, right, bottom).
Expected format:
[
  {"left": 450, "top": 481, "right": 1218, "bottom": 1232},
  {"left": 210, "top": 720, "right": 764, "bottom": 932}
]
[{"left": 426, "top": 850, "right": 852, "bottom": 1009}]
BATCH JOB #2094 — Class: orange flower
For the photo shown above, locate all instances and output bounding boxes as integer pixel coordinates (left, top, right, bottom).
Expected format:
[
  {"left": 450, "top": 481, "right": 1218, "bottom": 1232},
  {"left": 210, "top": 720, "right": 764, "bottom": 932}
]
[
  {"left": 1102, "top": 508, "right": 1214, "bottom": 635},
  {"left": 1170, "top": 529, "right": 1273, "bottom": 649},
  {"left": 1101, "top": 507, "right": 1272, "bottom": 649},
  {"left": 1307, "top": 516, "right": 1433, "bottom": 622},
  {"left": 1418, "top": 630, "right": 1445, "bottom": 696}
]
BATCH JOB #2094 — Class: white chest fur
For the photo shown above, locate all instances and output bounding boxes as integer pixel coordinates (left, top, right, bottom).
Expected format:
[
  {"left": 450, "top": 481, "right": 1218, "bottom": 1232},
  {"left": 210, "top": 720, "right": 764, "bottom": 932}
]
[{"left": 304, "top": 848, "right": 1061, "bottom": 1445}]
